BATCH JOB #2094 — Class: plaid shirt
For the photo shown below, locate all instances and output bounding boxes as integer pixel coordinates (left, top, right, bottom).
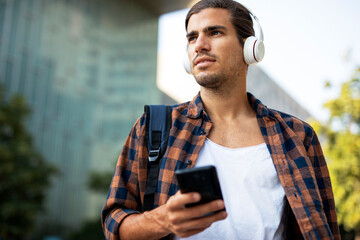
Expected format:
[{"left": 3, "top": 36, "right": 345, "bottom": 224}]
[{"left": 101, "top": 93, "right": 340, "bottom": 240}]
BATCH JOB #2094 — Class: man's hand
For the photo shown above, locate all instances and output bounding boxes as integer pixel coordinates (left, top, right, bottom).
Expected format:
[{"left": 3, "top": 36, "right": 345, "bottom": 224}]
[
  {"left": 163, "top": 191, "right": 227, "bottom": 238},
  {"left": 118, "top": 191, "right": 227, "bottom": 240}
]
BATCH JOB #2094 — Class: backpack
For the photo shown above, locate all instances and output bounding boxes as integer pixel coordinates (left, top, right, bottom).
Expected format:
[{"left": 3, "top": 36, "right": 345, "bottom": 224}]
[{"left": 143, "top": 105, "right": 172, "bottom": 212}]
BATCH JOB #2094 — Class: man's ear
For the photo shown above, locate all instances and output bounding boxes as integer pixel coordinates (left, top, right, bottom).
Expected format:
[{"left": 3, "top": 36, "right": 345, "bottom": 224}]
[{"left": 243, "top": 36, "right": 265, "bottom": 65}]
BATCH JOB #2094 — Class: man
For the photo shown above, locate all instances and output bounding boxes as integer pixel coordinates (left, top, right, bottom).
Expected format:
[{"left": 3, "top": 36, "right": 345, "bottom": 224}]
[{"left": 102, "top": 0, "right": 340, "bottom": 239}]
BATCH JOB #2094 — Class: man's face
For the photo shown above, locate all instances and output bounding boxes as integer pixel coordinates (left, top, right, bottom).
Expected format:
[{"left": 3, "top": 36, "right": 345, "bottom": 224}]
[{"left": 186, "top": 8, "right": 245, "bottom": 88}]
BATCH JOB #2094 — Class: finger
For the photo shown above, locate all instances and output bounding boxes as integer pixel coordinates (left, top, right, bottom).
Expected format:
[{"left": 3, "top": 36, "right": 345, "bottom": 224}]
[
  {"left": 182, "top": 199, "right": 226, "bottom": 220},
  {"left": 175, "top": 227, "right": 208, "bottom": 238},
  {"left": 167, "top": 192, "right": 201, "bottom": 211},
  {"left": 168, "top": 199, "right": 225, "bottom": 225},
  {"left": 175, "top": 209, "right": 227, "bottom": 233}
]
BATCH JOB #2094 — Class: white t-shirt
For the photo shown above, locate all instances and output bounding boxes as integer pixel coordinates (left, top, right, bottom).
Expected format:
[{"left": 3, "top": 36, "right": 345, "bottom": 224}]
[{"left": 174, "top": 138, "right": 286, "bottom": 240}]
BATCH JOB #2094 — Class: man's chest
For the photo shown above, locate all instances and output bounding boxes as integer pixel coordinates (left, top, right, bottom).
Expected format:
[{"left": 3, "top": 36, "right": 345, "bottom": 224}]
[{"left": 207, "top": 118, "right": 265, "bottom": 148}]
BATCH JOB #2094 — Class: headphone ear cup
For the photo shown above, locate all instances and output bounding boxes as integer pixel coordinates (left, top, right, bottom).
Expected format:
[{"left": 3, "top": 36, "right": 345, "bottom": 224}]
[
  {"left": 183, "top": 51, "right": 192, "bottom": 74},
  {"left": 243, "top": 36, "right": 265, "bottom": 65}
]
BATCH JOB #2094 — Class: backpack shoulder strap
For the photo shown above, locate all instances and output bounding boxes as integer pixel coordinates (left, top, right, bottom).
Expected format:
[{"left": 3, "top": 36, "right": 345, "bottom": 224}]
[{"left": 143, "top": 105, "right": 171, "bottom": 212}]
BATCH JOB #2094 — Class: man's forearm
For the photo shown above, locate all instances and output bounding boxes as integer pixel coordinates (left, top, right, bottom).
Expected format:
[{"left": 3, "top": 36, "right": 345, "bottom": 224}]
[
  {"left": 119, "top": 205, "right": 171, "bottom": 240},
  {"left": 118, "top": 192, "right": 226, "bottom": 239}
]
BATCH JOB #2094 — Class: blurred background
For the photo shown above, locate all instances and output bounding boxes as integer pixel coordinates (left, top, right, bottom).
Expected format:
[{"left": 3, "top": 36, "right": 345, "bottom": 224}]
[{"left": 0, "top": 0, "right": 359, "bottom": 239}]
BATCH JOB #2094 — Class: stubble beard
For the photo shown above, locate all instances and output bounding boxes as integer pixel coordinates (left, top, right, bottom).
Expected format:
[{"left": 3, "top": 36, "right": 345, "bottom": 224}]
[
  {"left": 194, "top": 64, "right": 240, "bottom": 95},
  {"left": 193, "top": 50, "right": 244, "bottom": 95},
  {"left": 194, "top": 71, "right": 224, "bottom": 89}
]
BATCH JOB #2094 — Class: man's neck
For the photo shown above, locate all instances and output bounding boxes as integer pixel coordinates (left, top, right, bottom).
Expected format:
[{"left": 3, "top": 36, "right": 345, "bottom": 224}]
[
  {"left": 200, "top": 83, "right": 264, "bottom": 149},
  {"left": 200, "top": 85, "right": 255, "bottom": 123}
]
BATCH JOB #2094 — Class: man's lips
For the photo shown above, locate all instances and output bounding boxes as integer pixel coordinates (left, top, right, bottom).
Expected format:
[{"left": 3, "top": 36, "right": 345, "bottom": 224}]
[{"left": 194, "top": 57, "right": 216, "bottom": 66}]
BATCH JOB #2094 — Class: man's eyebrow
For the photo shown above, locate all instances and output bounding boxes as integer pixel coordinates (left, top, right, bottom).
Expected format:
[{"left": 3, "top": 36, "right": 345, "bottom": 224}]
[
  {"left": 186, "top": 25, "right": 227, "bottom": 38},
  {"left": 186, "top": 31, "right": 197, "bottom": 39},
  {"left": 205, "top": 25, "right": 227, "bottom": 32}
]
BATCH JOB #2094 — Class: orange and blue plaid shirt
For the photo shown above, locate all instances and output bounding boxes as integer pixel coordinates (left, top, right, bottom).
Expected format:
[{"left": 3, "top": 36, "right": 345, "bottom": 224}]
[{"left": 101, "top": 93, "right": 340, "bottom": 240}]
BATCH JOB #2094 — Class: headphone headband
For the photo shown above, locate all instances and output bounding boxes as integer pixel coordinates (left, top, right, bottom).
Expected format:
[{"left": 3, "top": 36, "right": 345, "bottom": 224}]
[{"left": 251, "top": 14, "right": 264, "bottom": 42}]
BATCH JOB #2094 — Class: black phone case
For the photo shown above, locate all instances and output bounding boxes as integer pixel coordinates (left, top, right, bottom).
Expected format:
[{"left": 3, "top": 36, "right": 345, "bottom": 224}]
[{"left": 175, "top": 165, "right": 223, "bottom": 208}]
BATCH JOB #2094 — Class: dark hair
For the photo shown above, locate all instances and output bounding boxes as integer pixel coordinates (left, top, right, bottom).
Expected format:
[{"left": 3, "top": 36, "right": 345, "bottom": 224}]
[{"left": 185, "top": 0, "right": 254, "bottom": 46}]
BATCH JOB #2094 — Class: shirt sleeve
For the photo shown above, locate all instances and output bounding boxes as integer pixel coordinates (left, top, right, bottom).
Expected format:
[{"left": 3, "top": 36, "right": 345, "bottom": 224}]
[
  {"left": 101, "top": 116, "right": 145, "bottom": 240},
  {"left": 306, "top": 130, "right": 341, "bottom": 240}
]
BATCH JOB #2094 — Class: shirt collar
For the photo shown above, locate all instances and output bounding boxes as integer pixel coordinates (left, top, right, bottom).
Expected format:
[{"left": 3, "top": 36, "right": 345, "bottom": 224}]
[
  {"left": 247, "top": 92, "right": 270, "bottom": 118},
  {"left": 187, "top": 92, "right": 204, "bottom": 119},
  {"left": 187, "top": 92, "right": 270, "bottom": 119}
]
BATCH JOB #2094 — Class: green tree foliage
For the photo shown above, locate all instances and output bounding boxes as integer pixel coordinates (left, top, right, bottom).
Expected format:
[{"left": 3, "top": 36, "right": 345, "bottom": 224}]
[
  {"left": 68, "top": 219, "right": 105, "bottom": 240},
  {"left": 312, "top": 67, "right": 360, "bottom": 234},
  {"left": 67, "top": 167, "right": 113, "bottom": 239},
  {"left": 88, "top": 170, "right": 113, "bottom": 194},
  {"left": 0, "top": 84, "right": 57, "bottom": 240}
]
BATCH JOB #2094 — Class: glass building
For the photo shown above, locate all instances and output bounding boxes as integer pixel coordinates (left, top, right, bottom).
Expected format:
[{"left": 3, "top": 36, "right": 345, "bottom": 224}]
[{"left": 0, "top": 0, "right": 186, "bottom": 236}]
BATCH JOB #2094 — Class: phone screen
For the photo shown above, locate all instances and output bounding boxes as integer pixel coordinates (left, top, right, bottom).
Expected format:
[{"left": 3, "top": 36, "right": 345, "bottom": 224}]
[{"left": 175, "top": 165, "right": 223, "bottom": 208}]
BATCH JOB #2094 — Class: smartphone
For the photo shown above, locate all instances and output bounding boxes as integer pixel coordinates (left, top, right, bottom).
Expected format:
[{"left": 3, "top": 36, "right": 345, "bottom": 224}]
[{"left": 175, "top": 165, "right": 224, "bottom": 208}]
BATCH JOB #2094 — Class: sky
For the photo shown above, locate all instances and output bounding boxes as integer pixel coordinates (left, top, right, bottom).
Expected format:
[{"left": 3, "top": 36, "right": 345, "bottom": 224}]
[{"left": 157, "top": 0, "right": 360, "bottom": 122}]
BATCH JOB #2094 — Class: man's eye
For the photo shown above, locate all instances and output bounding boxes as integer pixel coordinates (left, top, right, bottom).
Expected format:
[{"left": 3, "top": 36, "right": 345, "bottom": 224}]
[
  {"left": 188, "top": 36, "right": 197, "bottom": 42},
  {"left": 212, "top": 31, "right": 221, "bottom": 36}
]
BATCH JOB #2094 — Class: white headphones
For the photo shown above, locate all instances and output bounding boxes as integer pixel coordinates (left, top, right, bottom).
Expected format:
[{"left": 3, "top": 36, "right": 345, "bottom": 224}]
[{"left": 184, "top": 9, "right": 265, "bottom": 74}]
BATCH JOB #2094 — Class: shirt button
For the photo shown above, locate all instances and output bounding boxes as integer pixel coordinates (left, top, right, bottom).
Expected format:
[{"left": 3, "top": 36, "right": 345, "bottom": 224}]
[
  {"left": 200, "top": 129, "right": 206, "bottom": 135},
  {"left": 186, "top": 160, "right": 192, "bottom": 165}
]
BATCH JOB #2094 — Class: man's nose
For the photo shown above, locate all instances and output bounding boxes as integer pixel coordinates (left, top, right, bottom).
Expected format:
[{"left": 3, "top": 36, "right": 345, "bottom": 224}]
[{"left": 195, "top": 34, "right": 211, "bottom": 53}]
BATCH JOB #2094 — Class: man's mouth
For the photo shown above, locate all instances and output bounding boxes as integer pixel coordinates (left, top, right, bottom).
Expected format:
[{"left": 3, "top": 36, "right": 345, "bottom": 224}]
[{"left": 194, "top": 57, "right": 216, "bottom": 66}]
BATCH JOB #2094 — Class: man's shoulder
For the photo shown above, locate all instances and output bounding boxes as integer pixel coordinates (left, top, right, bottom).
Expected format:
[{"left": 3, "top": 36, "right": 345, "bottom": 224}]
[
  {"left": 136, "top": 101, "right": 192, "bottom": 127},
  {"left": 267, "top": 108, "right": 315, "bottom": 141},
  {"left": 249, "top": 92, "right": 314, "bottom": 138},
  {"left": 169, "top": 101, "right": 191, "bottom": 115}
]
